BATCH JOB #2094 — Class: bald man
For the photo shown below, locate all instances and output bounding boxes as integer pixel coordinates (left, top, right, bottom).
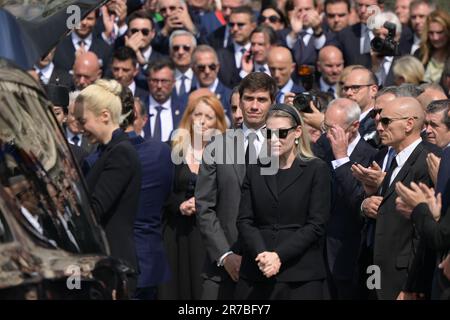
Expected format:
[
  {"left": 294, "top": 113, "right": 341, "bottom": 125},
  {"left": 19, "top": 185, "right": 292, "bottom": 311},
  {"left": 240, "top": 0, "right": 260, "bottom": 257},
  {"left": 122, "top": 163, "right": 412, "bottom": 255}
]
[
  {"left": 72, "top": 52, "right": 102, "bottom": 90},
  {"left": 317, "top": 46, "right": 344, "bottom": 98},
  {"left": 373, "top": 97, "right": 437, "bottom": 300},
  {"left": 267, "top": 46, "right": 304, "bottom": 104},
  {"left": 417, "top": 84, "right": 448, "bottom": 110}
]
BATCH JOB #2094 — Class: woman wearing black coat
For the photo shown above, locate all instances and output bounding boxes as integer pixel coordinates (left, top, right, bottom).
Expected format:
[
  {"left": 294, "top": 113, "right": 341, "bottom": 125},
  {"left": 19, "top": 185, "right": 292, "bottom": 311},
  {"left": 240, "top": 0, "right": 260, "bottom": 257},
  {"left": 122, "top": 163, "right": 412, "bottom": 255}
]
[
  {"left": 236, "top": 104, "right": 332, "bottom": 300},
  {"left": 75, "top": 79, "right": 141, "bottom": 295}
]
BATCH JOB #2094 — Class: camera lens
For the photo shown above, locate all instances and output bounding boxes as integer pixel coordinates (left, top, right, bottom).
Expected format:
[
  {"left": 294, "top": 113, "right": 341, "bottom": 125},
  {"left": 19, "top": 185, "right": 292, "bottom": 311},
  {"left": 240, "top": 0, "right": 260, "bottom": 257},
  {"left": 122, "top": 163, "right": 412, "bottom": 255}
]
[
  {"left": 293, "top": 93, "right": 313, "bottom": 113},
  {"left": 371, "top": 37, "right": 384, "bottom": 52}
]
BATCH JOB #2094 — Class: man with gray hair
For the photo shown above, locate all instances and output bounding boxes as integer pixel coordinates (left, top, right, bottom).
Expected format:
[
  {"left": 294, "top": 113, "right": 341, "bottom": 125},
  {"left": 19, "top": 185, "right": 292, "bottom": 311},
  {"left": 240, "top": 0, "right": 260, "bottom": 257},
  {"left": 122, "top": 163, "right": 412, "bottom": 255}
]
[
  {"left": 314, "top": 98, "right": 377, "bottom": 299},
  {"left": 191, "top": 45, "right": 232, "bottom": 116},
  {"left": 169, "top": 30, "right": 197, "bottom": 101}
]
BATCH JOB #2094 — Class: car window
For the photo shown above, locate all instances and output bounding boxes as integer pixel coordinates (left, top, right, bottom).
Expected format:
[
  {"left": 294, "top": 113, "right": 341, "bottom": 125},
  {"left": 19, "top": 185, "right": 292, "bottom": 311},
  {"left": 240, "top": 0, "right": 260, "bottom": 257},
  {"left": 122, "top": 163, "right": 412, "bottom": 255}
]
[{"left": 0, "top": 67, "right": 106, "bottom": 254}]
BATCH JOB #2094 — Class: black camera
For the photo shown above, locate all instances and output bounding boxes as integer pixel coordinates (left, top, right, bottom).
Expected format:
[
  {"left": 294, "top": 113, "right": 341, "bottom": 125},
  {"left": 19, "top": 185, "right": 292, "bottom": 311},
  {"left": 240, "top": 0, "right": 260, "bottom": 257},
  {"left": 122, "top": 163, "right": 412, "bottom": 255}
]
[
  {"left": 293, "top": 92, "right": 318, "bottom": 113},
  {"left": 370, "top": 21, "right": 400, "bottom": 56}
]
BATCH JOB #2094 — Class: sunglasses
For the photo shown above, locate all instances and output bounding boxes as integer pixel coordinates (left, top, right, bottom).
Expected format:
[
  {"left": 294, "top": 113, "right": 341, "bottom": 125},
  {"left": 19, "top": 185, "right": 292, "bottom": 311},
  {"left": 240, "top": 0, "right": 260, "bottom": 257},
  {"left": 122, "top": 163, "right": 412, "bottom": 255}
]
[
  {"left": 130, "top": 28, "right": 151, "bottom": 36},
  {"left": 258, "top": 15, "right": 281, "bottom": 24},
  {"left": 196, "top": 64, "right": 218, "bottom": 72},
  {"left": 266, "top": 126, "right": 297, "bottom": 139},
  {"left": 370, "top": 108, "right": 382, "bottom": 119},
  {"left": 228, "top": 22, "right": 246, "bottom": 28},
  {"left": 379, "top": 116, "right": 418, "bottom": 126},
  {"left": 172, "top": 45, "right": 191, "bottom": 52}
]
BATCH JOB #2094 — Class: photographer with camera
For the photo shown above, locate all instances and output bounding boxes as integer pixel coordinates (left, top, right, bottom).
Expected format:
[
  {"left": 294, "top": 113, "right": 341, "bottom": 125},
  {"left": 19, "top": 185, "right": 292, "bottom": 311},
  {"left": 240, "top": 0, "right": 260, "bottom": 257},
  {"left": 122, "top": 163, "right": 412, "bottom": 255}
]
[{"left": 368, "top": 11, "right": 402, "bottom": 87}]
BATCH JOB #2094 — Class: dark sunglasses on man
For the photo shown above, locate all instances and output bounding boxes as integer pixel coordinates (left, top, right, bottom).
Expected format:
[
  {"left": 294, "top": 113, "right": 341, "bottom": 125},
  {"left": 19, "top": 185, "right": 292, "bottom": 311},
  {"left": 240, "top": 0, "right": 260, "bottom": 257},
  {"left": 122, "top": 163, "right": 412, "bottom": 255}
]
[
  {"left": 130, "top": 28, "right": 151, "bottom": 36},
  {"left": 196, "top": 64, "right": 218, "bottom": 72},
  {"left": 266, "top": 127, "right": 297, "bottom": 139},
  {"left": 258, "top": 15, "right": 281, "bottom": 24},
  {"left": 172, "top": 45, "right": 191, "bottom": 52},
  {"left": 379, "top": 116, "right": 418, "bottom": 126}
]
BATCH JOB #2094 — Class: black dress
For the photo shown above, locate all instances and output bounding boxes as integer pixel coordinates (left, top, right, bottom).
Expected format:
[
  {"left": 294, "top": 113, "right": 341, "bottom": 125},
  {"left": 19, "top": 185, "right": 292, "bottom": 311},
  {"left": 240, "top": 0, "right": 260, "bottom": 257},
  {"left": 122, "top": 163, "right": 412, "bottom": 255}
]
[{"left": 158, "top": 163, "right": 206, "bottom": 299}]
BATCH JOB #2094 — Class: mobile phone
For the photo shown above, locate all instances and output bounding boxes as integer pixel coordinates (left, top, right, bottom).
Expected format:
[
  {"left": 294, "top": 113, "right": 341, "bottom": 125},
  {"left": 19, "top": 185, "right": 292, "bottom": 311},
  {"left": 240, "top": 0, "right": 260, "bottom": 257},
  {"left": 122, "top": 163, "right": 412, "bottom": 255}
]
[{"left": 245, "top": 51, "right": 253, "bottom": 63}]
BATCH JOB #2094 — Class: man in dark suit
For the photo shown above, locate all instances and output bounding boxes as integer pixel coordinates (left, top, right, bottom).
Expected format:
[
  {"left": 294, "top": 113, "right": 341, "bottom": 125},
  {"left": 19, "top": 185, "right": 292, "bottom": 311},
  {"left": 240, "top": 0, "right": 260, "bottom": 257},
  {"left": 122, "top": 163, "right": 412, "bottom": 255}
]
[
  {"left": 341, "top": 66, "right": 379, "bottom": 143},
  {"left": 110, "top": 46, "right": 148, "bottom": 102},
  {"left": 53, "top": 11, "right": 112, "bottom": 73},
  {"left": 142, "top": 58, "right": 185, "bottom": 142},
  {"left": 280, "top": 0, "right": 334, "bottom": 68},
  {"left": 72, "top": 52, "right": 102, "bottom": 91},
  {"left": 335, "top": 0, "right": 384, "bottom": 68},
  {"left": 195, "top": 72, "right": 277, "bottom": 299},
  {"left": 315, "top": 98, "right": 377, "bottom": 299},
  {"left": 372, "top": 97, "right": 436, "bottom": 299},
  {"left": 316, "top": 45, "right": 344, "bottom": 98},
  {"left": 169, "top": 30, "right": 197, "bottom": 103},
  {"left": 216, "top": 6, "right": 256, "bottom": 89},
  {"left": 124, "top": 97, "right": 174, "bottom": 300},
  {"left": 268, "top": 47, "right": 305, "bottom": 104},
  {"left": 34, "top": 48, "right": 72, "bottom": 88},
  {"left": 191, "top": 45, "right": 232, "bottom": 117}
]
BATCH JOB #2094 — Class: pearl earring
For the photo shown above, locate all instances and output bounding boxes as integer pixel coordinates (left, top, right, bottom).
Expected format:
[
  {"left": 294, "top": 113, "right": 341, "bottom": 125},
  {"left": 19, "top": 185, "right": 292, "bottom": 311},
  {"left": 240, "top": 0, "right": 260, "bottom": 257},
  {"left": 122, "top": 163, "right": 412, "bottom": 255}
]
[{"left": 295, "top": 138, "right": 299, "bottom": 145}]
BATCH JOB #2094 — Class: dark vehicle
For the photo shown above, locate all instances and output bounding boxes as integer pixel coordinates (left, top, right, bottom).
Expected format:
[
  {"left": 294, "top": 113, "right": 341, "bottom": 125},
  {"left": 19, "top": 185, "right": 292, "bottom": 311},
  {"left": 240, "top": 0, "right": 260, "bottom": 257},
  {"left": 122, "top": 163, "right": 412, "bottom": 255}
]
[{"left": 0, "top": 1, "right": 133, "bottom": 299}]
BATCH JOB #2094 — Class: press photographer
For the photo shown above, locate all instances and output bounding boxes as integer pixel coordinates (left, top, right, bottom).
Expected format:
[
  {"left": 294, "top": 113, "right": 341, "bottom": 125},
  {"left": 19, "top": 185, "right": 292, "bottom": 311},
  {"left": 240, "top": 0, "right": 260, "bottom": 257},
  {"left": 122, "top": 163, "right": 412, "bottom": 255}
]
[{"left": 368, "top": 11, "right": 402, "bottom": 87}]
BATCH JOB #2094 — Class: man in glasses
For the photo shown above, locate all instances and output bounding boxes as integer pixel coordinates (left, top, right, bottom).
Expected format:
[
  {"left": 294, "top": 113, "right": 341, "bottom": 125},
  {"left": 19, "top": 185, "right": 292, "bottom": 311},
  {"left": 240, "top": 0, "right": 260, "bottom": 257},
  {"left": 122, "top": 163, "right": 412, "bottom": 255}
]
[
  {"left": 191, "top": 45, "right": 232, "bottom": 117},
  {"left": 122, "top": 10, "right": 162, "bottom": 91},
  {"left": 314, "top": 98, "right": 377, "bottom": 299},
  {"left": 216, "top": 6, "right": 256, "bottom": 88},
  {"left": 369, "top": 97, "right": 438, "bottom": 300},
  {"left": 143, "top": 58, "right": 185, "bottom": 142},
  {"left": 341, "top": 66, "right": 379, "bottom": 142},
  {"left": 169, "top": 30, "right": 197, "bottom": 102}
]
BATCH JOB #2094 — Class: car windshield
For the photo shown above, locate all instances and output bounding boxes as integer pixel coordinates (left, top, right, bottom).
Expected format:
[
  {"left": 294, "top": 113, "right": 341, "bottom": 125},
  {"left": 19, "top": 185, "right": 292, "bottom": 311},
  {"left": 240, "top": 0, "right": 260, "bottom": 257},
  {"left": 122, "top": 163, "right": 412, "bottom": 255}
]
[{"left": 0, "top": 63, "right": 106, "bottom": 254}]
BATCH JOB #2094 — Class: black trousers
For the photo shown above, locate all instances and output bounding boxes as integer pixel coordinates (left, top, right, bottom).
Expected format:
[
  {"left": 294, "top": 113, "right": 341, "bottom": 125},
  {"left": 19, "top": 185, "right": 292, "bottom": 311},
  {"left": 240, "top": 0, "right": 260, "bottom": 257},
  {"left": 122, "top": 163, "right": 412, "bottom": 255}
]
[{"left": 234, "top": 278, "right": 325, "bottom": 300}]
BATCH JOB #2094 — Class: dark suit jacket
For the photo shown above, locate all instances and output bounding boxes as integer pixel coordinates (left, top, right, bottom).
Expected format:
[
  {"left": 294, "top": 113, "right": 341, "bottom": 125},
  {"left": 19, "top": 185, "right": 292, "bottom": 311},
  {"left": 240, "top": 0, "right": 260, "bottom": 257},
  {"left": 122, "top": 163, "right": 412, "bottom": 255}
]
[
  {"left": 359, "top": 112, "right": 376, "bottom": 139},
  {"left": 53, "top": 34, "right": 112, "bottom": 72},
  {"left": 85, "top": 130, "right": 141, "bottom": 271},
  {"left": 206, "top": 25, "right": 227, "bottom": 50},
  {"left": 399, "top": 25, "right": 415, "bottom": 56},
  {"left": 336, "top": 24, "right": 371, "bottom": 68},
  {"left": 142, "top": 92, "right": 185, "bottom": 141},
  {"left": 216, "top": 46, "right": 242, "bottom": 89},
  {"left": 237, "top": 157, "right": 331, "bottom": 282},
  {"left": 48, "top": 67, "right": 73, "bottom": 88},
  {"left": 129, "top": 134, "right": 173, "bottom": 288},
  {"left": 315, "top": 135, "right": 377, "bottom": 280},
  {"left": 374, "top": 141, "right": 437, "bottom": 299},
  {"left": 134, "top": 85, "right": 149, "bottom": 103},
  {"left": 195, "top": 131, "right": 246, "bottom": 284}
]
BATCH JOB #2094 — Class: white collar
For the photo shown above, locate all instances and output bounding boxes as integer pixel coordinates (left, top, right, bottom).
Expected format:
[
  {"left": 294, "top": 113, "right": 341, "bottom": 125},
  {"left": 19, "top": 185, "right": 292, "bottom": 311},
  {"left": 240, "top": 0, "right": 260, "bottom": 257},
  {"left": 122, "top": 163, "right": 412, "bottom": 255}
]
[
  {"left": 175, "top": 68, "right": 194, "bottom": 80},
  {"left": 319, "top": 77, "right": 336, "bottom": 92},
  {"left": 128, "top": 81, "right": 136, "bottom": 95},
  {"left": 395, "top": 138, "right": 422, "bottom": 167},
  {"left": 242, "top": 122, "right": 265, "bottom": 141},
  {"left": 280, "top": 79, "right": 294, "bottom": 93},
  {"left": 233, "top": 41, "right": 251, "bottom": 53},
  {"left": 71, "top": 32, "right": 93, "bottom": 47},
  {"left": 149, "top": 95, "right": 171, "bottom": 110},
  {"left": 360, "top": 107, "right": 373, "bottom": 121},
  {"left": 35, "top": 62, "right": 54, "bottom": 78},
  {"left": 141, "top": 45, "right": 153, "bottom": 62},
  {"left": 348, "top": 133, "right": 361, "bottom": 157}
]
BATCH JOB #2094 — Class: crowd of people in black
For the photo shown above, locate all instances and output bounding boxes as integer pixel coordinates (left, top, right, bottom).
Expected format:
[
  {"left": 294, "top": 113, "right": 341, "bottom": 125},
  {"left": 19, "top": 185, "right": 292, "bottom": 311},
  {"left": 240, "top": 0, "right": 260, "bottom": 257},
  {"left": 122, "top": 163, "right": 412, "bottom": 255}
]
[{"left": 34, "top": 0, "right": 450, "bottom": 300}]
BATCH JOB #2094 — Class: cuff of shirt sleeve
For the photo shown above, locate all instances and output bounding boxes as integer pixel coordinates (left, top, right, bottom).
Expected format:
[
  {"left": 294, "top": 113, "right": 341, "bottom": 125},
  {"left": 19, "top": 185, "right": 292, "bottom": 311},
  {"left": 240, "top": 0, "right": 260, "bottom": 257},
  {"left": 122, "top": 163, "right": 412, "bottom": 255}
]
[
  {"left": 217, "top": 251, "right": 233, "bottom": 267},
  {"left": 331, "top": 157, "right": 350, "bottom": 170}
]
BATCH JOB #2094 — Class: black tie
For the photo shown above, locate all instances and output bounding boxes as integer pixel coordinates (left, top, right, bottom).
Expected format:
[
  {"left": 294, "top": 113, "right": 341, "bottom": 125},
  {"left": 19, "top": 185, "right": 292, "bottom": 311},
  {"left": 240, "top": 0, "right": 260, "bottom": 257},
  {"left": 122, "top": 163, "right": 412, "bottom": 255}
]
[
  {"left": 71, "top": 135, "right": 80, "bottom": 146},
  {"left": 245, "top": 132, "right": 258, "bottom": 165},
  {"left": 380, "top": 151, "right": 398, "bottom": 196},
  {"left": 78, "top": 40, "right": 86, "bottom": 49},
  {"left": 179, "top": 75, "right": 187, "bottom": 96},
  {"left": 152, "top": 106, "right": 164, "bottom": 141}
]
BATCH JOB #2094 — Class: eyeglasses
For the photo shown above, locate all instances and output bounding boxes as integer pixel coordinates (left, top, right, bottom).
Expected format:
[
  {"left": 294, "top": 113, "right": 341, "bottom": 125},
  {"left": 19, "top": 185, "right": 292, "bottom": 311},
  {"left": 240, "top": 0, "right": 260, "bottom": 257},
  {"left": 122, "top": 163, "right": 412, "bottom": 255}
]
[
  {"left": 130, "top": 28, "right": 151, "bottom": 36},
  {"left": 379, "top": 116, "right": 418, "bottom": 126},
  {"left": 266, "top": 126, "right": 297, "bottom": 139},
  {"left": 258, "top": 15, "right": 281, "bottom": 24},
  {"left": 195, "top": 64, "right": 218, "bottom": 72},
  {"left": 172, "top": 45, "right": 191, "bottom": 52},
  {"left": 342, "top": 84, "right": 374, "bottom": 93},
  {"left": 149, "top": 78, "right": 173, "bottom": 85},
  {"left": 228, "top": 22, "right": 246, "bottom": 29},
  {"left": 369, "top": 108, "right": 382, "bottom": 119}
]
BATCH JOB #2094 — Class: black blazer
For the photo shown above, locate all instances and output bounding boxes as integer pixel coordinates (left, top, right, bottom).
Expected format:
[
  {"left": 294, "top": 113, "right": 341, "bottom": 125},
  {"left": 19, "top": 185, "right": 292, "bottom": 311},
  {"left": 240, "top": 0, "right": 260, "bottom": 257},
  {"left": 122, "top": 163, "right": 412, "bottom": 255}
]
[
  {"left": 336, "top": 23, "right": 371, "bottom": 68},
  {"left": 53, "top": 34, "right": 112, "bottom": 72},
  {"left": 216, "top": 46, "right": 242, "bottom": 89},
  {"left": 374, "top": 141, "right": 437, "bottom": 299},
  {"left": 48, "top": 67, "right": 73, "bottom": 88},
  {"left": 85, "top": 130, "right": 142, "bottom": 271},
  {"left": 237, "top": 157, "right": 332, "bottom": 282},
  {"left": 206, "top": 25, "right": 227, "bottom": 50}
]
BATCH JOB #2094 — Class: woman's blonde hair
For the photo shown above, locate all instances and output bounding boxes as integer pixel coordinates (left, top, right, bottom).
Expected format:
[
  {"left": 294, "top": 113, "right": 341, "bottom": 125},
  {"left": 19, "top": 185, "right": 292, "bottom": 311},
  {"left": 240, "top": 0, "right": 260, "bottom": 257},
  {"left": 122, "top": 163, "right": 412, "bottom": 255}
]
[
  {"left": 393, "top": 55, "right": 425, "bottom": 84},
  {"left": 419, "top": 10, "right": 450, "bottom": 65},
  {"left": 75, "top": 79, "right": 123, "bottom": 124},
  {"left": 267, "top": 106, "right": 315, "bottom": 161},
  {"left": 172, "top": 95, "right": 227, "bottom": 156}
]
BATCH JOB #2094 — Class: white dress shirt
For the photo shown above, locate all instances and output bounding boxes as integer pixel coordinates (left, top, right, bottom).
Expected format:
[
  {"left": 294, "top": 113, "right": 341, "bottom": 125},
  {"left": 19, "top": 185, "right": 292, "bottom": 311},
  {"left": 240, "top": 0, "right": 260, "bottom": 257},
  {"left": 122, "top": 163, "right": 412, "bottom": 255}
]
[
  {"left": 319, "top": 77, "right": 338, "bottom": 98},
  {"left": 128, "top": 81, "right": 136, "bottom": 96},
  {"left": 35, "top": 62, "right": 54, "bottom": 85},
  {"left": 175, "top": 68, "right": 194, "bottom": 95},
  {"left": 360, "top": 24, "right": 374, "bottom": 55},
  {"left": 141, "top": 45, "right": 153, "bottom": 63},
  {"left": 410, "top": 34, "right": 421, "bottom": 55},
  {"left": 286, "top": 27, "right": 326, "bottom": 50},
  {"left": 239, "top": 62, "right": 271, "bottom": 78},
  {"left": 389, "top": 138, "right": 422, "bottom": 185},
  {"left": 331, "top": 133, "right": 361, "bottom": 169},
  {"left": 233, "top": 42, "right": 251, "bottom": 69},
  {"left": 66, "top": 128, "right": 83, "bottom": 147},
  {"left": 375, "top": 56, "right": 394, "bottom": 86},
  {"left": 71, "top": 32, "right": 93, "bottom": 51},
  {"left": 148, "top": 95, "right": 174, "bottom": 142},
  {"left": 277, "top": 78, "right": 295, "bottom": 103},
  {"left": 242, "top": 123, "right": 265, "bottom": 155}
]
